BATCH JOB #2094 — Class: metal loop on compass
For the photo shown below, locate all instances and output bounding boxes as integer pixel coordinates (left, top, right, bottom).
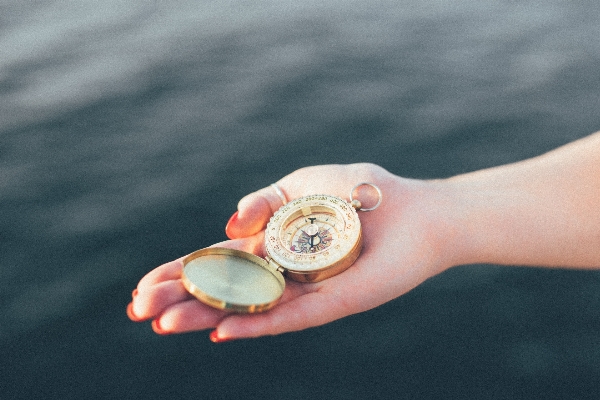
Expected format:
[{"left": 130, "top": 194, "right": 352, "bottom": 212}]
[{"left": 349, "top": 182, "right": 382, "bottom": 212}]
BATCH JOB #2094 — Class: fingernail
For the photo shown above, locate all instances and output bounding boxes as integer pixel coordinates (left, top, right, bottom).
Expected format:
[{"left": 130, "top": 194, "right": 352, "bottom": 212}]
[
  {"left": 126, "top": 302, "right": 144, "bottom": 322},
  {"left": 209, "top": 330, "right": 233, "bottom": 343},
  {"left": 132, "top": 288, "right": 138, "bottom": 298},
  {"left": 151, "top": 319, "right": 171, "bottom": 335},
  {"left": 225, "top": 211, "right": 239, "bottom": 239}
]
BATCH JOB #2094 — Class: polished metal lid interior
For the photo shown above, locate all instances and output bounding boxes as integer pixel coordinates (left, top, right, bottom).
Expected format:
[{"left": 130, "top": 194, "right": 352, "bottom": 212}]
[{"left": 182, "top": 248, "right": 285, "bottom": 312}]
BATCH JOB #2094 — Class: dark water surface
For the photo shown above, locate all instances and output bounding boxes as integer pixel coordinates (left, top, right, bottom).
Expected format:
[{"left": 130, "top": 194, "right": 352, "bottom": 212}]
[{"left": 2, "top": 1, "right": 600, "bottom": 398}]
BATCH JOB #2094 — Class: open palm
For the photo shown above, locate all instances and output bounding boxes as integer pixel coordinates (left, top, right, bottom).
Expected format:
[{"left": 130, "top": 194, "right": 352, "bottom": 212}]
[{"left": 128, "top": 164, "right": 450, "bottom": 341}]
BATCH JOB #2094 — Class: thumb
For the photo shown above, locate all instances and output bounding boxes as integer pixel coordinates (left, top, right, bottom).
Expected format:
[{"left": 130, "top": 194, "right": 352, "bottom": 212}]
[{"left": 225, "top": 183, "right": 290, "bottom": 239}]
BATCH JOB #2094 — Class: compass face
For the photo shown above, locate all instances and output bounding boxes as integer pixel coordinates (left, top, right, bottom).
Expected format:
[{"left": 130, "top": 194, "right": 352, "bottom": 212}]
[
  {"left": 286, "top": 215, "right": 336, "bottom": 254},
  {"left": 265, "top": 194, "right": 362, "bottom": 275}
]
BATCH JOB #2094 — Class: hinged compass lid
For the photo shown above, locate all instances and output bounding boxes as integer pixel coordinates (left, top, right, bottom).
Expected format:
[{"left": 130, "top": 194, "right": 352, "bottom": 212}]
[{"left": 182, "top": 247, "right": 285, "bottom": 313}]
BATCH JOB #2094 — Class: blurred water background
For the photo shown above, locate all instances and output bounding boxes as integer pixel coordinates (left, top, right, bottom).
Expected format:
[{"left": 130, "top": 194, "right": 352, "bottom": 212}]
[{"left": 2, "top": 0, "right": 600, "bottom": 398}]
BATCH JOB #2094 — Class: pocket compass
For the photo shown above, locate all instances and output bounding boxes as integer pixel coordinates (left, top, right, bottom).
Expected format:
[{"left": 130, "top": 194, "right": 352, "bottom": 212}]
[{"left": 181, "top": 183, "right": 382, "bottom": 313}]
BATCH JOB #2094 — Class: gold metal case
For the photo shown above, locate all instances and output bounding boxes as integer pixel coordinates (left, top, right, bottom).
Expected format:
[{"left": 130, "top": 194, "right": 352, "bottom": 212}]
[
  {"left": 181, "top": 247, "right": 285, "bottom": 313},
  {"left": 264, "top": 194, "right": 363, "bottom": 282},
  {"left": 181, "top": 194, "right": 364, "bottom": 313}
]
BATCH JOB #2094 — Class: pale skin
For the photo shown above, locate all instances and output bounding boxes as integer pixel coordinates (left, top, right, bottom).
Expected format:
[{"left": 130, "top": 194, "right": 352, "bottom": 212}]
[{"left": 127, "top": 131, "right": 600, "bottom": 341}]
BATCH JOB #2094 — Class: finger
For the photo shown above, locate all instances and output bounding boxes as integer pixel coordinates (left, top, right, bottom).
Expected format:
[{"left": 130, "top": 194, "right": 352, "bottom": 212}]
[
  {"left": 225, "top": 184, "right": 288, "bottom": 239},
  {"left": 130, "top": 232, "right": 268, "bottom": 322},
  {"left": 226, "top": 164, "right": 380, "bottom": 239},
  {"left": 137, "top": 233, "right": 266, "bottom": 291},
  {"left": 129, "top": 279, "right": 191, "bottom": 321},
  {"left": 225, "top": 167, "right": 321, "bottom": 239},
  {"left": 152, "top": 257, "right": 312, "bottom": 334},
  {"left": 209, "top": 257, "right": 397, "bottom": 341},
  {"left": 136, "top": 258, "right": 185, "bottom": 291},
  {"left": 212, "top": 288, "right": 352, "bottom": 340},
  {"left": 152, "top": 299, "right": 228, "bottom": 335}
]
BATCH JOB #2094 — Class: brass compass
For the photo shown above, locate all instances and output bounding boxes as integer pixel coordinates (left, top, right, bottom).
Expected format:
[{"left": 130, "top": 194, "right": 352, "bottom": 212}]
[{"left": 181, "top": 183, "right": 382, "bottom": 313}]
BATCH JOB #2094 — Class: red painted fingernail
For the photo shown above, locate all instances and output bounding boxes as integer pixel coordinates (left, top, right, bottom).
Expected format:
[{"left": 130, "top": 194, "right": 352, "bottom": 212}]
[
  {"left": 209, "top": 330, "right": 233, "bottom": 343},
  {"left": 126, "top": 302, "right": 144, "bottom": 322},
  {"left": 225, "top": 211, "right": 239, "bottom": 239},
  {"left": 151, "top": 319, "right": 171, "bottom": 335},
  {"left": 132, "top": 288, "right": 138, "bottom": 298}
]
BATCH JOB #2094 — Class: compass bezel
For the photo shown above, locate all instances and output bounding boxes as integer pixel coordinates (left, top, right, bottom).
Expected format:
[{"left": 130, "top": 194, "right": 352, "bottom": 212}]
[{"left": 265, "top": 194, "right": 362, "bottom": 276}]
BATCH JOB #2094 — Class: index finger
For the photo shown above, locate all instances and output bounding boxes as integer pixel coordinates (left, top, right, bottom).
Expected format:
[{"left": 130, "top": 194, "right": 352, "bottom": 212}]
[{"left": 226, "top": 164, "right": 381, "bottom": 239}]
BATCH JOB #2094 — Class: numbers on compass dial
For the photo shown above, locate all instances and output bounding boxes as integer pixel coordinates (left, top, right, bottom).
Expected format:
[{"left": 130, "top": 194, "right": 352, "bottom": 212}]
[
  {"left": 285, "top": 214, "right": 339, "bottom": 254},
  {"left": 266, "top": 194, "right": 362, "bottom": 275}
]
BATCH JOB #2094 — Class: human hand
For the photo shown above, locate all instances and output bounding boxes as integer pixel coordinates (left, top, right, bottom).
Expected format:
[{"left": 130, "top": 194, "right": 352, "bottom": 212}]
[{"left": 127, "top": 163, "right": 455, "bottom": 341}]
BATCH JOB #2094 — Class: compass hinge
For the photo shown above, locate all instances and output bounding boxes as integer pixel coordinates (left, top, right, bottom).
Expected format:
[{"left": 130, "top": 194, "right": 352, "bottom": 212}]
[{"left": 265, "top": 256, "right": 286, "bottom": 275}]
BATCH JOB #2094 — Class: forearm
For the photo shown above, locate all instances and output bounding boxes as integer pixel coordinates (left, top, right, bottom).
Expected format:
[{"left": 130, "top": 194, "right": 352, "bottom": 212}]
[{"left": 437, "top": 132, "right": 600, "bottom": 269}]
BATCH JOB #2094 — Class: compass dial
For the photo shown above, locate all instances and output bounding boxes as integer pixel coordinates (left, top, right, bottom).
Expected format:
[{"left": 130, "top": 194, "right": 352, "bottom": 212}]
[
  {"left": 265, "top": 194, "right": 362, "bottom": 281},
  {"left": 285, "top": 214, "right": 338, "bottom": 254}
]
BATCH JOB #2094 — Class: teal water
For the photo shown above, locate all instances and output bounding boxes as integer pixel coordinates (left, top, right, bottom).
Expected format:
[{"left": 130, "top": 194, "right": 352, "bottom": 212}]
[{"left": 2, "top": 1, "right": 600, "bottom": 398}]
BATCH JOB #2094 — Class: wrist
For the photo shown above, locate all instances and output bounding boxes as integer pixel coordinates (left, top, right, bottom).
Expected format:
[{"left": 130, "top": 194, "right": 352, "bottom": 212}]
[
  {"left": 417, "top": 178, "right": 485, "bottom": 270},
  {"left": 381, "top": 176, "right": 470, "bottom": 275},
  {"left": 447, "top": 181, "right": 518, "bottom": 268},
  {"left": 428, "top": 174, "right": 528, "bottom": 269}
]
